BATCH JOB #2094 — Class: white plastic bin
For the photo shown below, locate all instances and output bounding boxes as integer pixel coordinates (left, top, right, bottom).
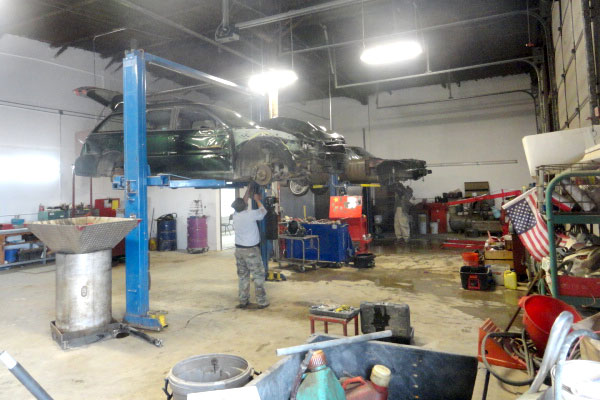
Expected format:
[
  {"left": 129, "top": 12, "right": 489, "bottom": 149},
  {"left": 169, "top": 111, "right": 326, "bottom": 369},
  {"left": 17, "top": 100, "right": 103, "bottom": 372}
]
[{"left": 489, "top": 264, "right": 510, "bottom": 286}]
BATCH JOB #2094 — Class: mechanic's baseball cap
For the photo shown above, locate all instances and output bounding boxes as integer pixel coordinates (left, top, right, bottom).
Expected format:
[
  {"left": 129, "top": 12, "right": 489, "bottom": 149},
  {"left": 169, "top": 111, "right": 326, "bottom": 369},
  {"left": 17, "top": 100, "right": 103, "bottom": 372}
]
[{"left": 231, "top": 198, "right": 247, "bottom": 212}]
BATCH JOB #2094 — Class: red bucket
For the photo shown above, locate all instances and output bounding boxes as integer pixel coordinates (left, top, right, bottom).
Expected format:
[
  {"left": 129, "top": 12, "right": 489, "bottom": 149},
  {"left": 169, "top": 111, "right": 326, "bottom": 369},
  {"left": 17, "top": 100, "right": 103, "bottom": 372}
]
[
  {"left": 518, "top": 295, "right": 582, "bottom": 355},
  {"left": 461, "top": 252, "right": 479, "bottom": 267}
]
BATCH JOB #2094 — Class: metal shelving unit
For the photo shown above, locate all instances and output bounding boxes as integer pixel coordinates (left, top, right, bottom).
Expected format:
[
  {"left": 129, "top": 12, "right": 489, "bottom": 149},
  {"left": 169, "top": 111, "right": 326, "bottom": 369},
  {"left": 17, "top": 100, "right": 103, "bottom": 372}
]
[
  {"left": 541, "top": 166, "right": 600, "bottom": 305},
  {"left": 0, "top": 227, "right": 52, "bottom": 271}
]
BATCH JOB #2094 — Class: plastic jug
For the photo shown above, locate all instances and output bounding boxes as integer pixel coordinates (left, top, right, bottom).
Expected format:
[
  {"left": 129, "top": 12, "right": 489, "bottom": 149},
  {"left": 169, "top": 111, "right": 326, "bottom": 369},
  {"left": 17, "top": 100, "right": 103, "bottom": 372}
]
[
  {"left": 343, "top": 364, "right": 390, "bottom": 400},
  {"left": 296, "top": 350, "right": 345, "bottom": 400},
  {"left": 504, "top": 270, "right": 518, "bottom": 290}
]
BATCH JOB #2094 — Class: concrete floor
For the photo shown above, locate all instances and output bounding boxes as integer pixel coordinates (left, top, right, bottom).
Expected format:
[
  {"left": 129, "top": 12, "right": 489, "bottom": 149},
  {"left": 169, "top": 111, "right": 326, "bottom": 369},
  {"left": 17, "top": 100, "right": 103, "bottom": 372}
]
[{"left": 0, "top": 239, "right": 532, "bottom": 399}]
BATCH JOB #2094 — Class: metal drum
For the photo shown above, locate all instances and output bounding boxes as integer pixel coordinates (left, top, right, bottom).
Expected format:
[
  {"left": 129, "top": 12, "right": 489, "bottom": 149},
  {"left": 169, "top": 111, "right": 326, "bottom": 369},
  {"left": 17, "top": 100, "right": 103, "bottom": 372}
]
[
  {"left": 165, "top": 354, "right": 253, "bottom": 400},
  {"left": 55, "top": 250, "right": 112, "bottom": 332},
  {"left": 157, "top": 214, "right": 177, "bottom": 251},
  {"left": 187, "top": 216, "right": 208, "bottom": 253}
]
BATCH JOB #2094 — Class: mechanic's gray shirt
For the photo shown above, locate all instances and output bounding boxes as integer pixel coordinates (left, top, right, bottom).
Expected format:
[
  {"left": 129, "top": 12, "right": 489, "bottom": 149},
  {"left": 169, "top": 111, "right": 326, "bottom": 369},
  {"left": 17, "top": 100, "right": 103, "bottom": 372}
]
[{"left": 233, "top": 206, "right": 267, "bottom": 247}]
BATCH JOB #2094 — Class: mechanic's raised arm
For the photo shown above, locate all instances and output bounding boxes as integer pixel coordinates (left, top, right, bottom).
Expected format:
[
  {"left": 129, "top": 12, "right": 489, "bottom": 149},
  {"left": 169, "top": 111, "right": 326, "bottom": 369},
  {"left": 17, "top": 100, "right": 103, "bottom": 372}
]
[
  {"left": 243, "top": 185, "right": 252, "bottom": 202},
  {"left": 252, "top": 193, "right": 267, "bottom": 220}
]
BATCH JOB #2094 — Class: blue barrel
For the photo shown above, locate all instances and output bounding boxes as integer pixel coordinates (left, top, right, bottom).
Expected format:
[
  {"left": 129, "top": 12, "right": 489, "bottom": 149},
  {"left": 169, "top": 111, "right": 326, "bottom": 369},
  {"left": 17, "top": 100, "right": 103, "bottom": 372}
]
[
  {"left": 157, "top": 214, "right": 177, "bottom": 251},
  {"left": 187, "top": 216, "right": 208, "bottom": 253},
  {"left": 4, "top": 249, "right": 19, "bottom": 263}
]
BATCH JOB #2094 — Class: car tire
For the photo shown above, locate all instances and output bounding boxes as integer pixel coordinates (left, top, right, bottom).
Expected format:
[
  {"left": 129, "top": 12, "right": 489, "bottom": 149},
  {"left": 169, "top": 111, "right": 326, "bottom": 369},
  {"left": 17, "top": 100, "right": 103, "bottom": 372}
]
[{"left": 289, "top": 179, "right": 310, "bottom": 196}]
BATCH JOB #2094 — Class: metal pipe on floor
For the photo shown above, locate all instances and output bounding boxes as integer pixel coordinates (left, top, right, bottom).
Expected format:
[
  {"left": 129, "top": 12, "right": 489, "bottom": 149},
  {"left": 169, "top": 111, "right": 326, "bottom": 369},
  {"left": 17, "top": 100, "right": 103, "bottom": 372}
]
[
  {"left": 0, "top": 351, "right": 53, "bottom": 400},
  {"left": 276, "top": 330, "right": 393, "bottom": 356}
]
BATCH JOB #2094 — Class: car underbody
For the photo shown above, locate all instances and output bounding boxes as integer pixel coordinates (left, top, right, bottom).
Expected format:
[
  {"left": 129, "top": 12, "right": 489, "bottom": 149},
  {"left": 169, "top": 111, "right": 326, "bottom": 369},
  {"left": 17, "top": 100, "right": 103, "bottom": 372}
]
[{"left": 74, "top": 94, "right": 430, "bottom": 194}]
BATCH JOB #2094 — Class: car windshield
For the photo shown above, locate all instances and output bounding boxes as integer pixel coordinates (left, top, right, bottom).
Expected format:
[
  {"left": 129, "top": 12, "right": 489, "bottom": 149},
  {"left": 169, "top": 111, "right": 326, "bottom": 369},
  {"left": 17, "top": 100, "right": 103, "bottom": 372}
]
[
  {"left": 202, "top": 105, "right": 258, "bottom": 129},
  {"left": 96, "top": 113, "right": 124, "bottom": 132}
]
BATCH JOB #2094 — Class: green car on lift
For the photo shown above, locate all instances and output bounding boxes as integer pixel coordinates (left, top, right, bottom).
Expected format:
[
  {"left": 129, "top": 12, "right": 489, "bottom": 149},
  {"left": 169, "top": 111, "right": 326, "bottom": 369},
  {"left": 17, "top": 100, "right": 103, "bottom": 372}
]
[{"left": 74, "top": 87, "right": 334, "bottom": 189}]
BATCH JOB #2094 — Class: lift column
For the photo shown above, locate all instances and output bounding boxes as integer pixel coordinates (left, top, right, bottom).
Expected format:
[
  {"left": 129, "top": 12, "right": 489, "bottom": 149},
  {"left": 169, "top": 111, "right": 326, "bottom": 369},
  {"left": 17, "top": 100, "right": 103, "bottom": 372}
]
[{"left": 122, "top": 49, "right": 162, "bottom": 331}]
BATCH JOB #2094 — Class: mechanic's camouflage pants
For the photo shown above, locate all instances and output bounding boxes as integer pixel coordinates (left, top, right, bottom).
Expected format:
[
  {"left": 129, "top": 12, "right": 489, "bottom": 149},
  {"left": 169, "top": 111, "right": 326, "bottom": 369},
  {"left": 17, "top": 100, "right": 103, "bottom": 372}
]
[
  {"left": 394, "top": 206, "right": 410, "bottom": 239},
  {"left": 235, "top": 246, "right": 268, "bottom": 306}
]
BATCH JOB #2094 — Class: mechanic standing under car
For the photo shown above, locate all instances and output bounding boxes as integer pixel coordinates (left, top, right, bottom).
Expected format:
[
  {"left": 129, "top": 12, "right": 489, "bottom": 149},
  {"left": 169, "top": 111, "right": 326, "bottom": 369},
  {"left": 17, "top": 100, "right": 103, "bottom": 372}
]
[{"left": 231, "top": 185, "right": 269, "bottom": 309}]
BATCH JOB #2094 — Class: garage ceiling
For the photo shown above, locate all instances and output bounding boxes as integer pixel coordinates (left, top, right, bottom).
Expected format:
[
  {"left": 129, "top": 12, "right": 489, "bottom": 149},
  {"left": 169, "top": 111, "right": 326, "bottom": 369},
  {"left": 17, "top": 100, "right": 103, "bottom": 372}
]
[{"left": 1, "top": 0, "right": 549, "bottom": 104}]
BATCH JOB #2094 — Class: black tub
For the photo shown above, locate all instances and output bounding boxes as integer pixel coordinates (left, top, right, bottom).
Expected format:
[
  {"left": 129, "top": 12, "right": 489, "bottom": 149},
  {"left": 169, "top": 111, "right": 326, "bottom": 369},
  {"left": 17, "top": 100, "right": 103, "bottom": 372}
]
[{"left": 248, "top": 335, "right": 478, "bottom": 400}]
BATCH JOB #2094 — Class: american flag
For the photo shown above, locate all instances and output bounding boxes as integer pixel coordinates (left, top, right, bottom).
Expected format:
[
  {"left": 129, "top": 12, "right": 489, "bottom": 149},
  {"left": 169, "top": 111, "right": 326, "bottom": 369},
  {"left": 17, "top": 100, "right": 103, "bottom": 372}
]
[{"left": 502, "top": 188, "right": 549, "bottom": 261}]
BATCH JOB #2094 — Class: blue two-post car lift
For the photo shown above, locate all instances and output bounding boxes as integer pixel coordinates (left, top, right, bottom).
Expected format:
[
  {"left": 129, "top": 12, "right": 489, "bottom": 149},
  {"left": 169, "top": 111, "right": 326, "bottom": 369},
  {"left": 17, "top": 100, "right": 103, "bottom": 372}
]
[{"left": 113, "top": 49, "right": 266, "bottom": 330}]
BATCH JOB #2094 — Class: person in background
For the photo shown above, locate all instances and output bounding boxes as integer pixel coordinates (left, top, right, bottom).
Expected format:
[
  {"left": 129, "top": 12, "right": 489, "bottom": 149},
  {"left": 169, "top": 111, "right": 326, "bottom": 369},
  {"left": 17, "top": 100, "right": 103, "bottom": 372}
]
[
  {"left": 230, "top": 185, "right": 269, "bottom": 309},
  {"left": 394, "top": 184, "right": 413, "bottom": 242}
]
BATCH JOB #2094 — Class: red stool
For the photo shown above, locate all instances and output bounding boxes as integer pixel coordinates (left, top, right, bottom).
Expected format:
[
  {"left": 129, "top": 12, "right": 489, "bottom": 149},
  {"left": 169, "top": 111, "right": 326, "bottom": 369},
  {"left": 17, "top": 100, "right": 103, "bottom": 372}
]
[{"left": 309, "top": 314, "right": 359, "bottom": 336}]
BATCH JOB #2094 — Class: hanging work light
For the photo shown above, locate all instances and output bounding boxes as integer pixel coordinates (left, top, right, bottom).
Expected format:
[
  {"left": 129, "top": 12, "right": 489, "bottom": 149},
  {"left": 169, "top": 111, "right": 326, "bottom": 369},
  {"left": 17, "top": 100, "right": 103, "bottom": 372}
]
[
  {"left": 248, "top": 69, "right": 298, "bottom": 94},
  {"left": 360, "top": 40, "right": 423, "bottom": 65}
]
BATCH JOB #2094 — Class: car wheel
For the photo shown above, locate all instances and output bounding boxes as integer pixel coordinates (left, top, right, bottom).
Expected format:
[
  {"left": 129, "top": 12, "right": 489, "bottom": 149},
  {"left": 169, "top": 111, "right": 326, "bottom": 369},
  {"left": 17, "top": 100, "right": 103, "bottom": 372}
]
[
  {"left": 254, "top": 164, "right": 273, "bottom": 185},
  {"left": 236, "top": 139, "right": 294, "bottom": 185},
  {"left": 289, "top": 179, "right": 310, "bottom": 196}
]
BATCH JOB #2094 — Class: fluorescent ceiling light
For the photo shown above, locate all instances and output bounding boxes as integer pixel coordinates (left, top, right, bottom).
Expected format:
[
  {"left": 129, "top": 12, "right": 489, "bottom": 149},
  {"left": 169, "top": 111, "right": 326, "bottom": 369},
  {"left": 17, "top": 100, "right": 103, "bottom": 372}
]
[
  {"left": 360, "top": 41, "right": 423, "bottom": 65},
  {"left": 248, "top": 69, "right": 298, "bottom": 94}
]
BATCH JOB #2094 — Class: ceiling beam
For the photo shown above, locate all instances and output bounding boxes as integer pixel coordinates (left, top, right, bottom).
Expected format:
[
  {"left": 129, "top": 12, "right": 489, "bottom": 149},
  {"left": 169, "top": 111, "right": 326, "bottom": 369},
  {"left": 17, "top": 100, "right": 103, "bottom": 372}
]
[
  {"left": 235, "top": 0, "right": 375, "bottom": 30},
  {"left": 113, "top": 0, "right": 261, "bottom": 66},
  {"left": 280, "top": 9, "right": 535, "bottom": 56},
  {"left": 0, "top": 0, "right": 99, "bottom": 33}
]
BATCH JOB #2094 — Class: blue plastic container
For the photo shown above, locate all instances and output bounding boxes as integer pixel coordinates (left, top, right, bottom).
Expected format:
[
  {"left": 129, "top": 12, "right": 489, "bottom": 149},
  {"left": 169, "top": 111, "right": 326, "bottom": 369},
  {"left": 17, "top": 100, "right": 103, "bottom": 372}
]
[
  {"left": 4, "top": 249, "right": 19, "bottom": 263},
  {"left": 157, "top": 214, "right": 177, "bottom": 251},
  {"left": 286, "top": 223, "right": 354, "bottom": 264}
]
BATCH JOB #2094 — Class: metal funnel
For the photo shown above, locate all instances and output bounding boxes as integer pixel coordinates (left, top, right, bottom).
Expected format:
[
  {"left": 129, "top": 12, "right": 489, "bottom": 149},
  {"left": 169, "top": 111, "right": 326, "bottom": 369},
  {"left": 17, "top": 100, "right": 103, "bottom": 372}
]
[{"left": 27, "top": 217, "right": 139, "bottom": 254}]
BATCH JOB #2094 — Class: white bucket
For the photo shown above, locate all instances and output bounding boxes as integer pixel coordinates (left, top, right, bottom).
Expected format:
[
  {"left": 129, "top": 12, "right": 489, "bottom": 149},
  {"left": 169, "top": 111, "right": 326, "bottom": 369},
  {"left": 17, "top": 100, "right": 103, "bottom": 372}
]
[
  {"left": 430, "top": 222, "right": 438, "bottom": 235},
  {"left": 489, "top": 264, "right": 510, "bottom": 286}
]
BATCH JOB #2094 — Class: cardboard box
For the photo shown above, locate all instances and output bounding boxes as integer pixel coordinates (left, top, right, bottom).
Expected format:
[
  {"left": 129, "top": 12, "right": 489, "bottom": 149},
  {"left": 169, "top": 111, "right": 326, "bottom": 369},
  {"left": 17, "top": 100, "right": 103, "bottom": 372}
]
[
  {"left": 484, "top": 249, "right": 513, "bottom": 260},
  {"left": 464, "top": 181, "right": 490, "bottom": 191},
  {"left": 464, "top": 182, "right": 490, "bottom": 198}
]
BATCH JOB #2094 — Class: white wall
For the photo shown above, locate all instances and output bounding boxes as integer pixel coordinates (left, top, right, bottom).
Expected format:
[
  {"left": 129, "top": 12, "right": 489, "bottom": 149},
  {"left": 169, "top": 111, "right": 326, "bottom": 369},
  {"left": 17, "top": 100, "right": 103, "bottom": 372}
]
[
  {"left": 0, "top": 35, "right": 120, "bottom": 223},
  {"left": 279, "top": 74, "right": 537, "bottom": 201},
  {"left": 0, "top": 35, "right": 223, "bottom": 252}
]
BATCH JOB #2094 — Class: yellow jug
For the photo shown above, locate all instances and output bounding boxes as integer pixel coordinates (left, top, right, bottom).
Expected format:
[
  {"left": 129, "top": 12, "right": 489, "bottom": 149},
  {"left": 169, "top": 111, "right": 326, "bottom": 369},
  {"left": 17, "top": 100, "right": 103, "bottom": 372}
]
[{"left": 504, "top": 270, "right": 517, "bottom": 290}]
